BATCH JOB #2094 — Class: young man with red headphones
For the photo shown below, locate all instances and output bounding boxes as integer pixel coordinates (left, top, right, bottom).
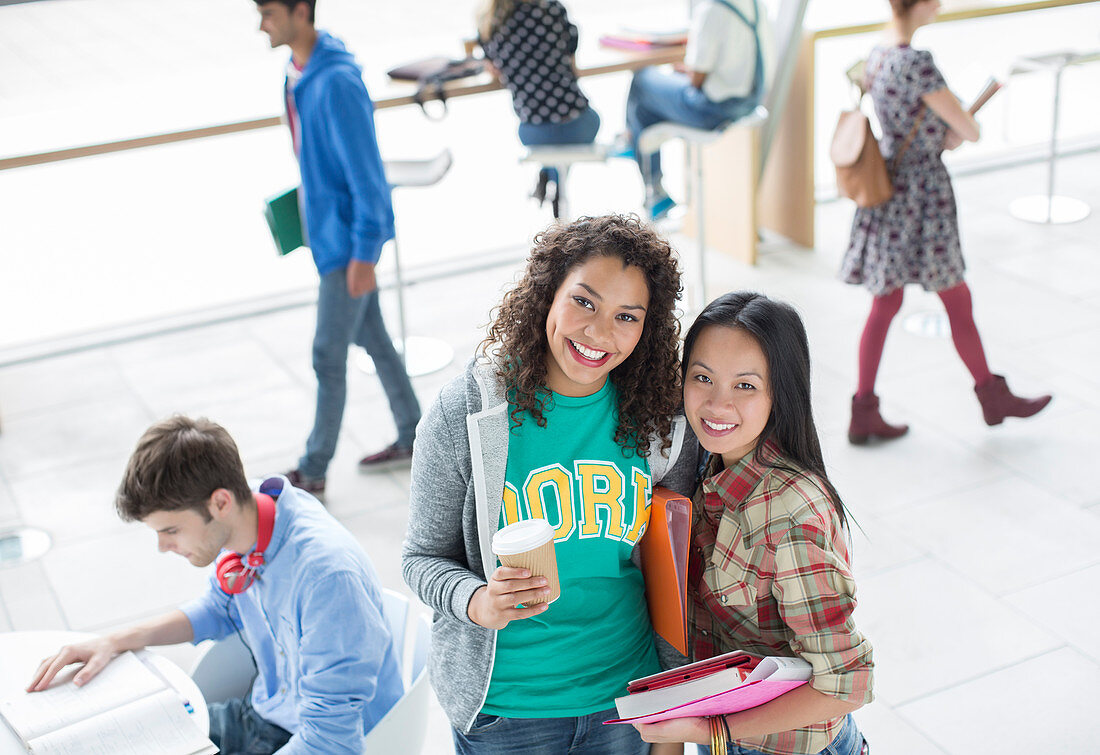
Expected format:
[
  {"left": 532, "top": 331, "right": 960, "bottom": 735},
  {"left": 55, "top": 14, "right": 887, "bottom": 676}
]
[{"left": 28, "top": 416, "right": 404, "bottom": 755}]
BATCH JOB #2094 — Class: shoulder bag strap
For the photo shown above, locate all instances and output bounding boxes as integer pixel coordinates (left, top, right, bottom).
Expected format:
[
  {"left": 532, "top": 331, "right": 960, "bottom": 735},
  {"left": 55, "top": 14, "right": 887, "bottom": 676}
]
[
  {"left": 712, "top": 0, "right": 758, "bottom": 29},
  {"left": 413, "top": 76, "right": 449, "bottom": 121},
  {"left": 891, "top": 104, "right": 926, "bottom": 170},
  {"left": 711, "top": 0, "right": 765, "bottom": 100},
  {"left": 866, "top": 52, "right": 925, "bottom": 171}
]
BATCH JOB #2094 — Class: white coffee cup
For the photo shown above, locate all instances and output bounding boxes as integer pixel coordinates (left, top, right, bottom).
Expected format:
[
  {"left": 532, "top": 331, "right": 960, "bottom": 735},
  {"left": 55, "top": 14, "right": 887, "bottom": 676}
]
[{"left": 492, "top": 519, "right": 561, "bottom": 604}]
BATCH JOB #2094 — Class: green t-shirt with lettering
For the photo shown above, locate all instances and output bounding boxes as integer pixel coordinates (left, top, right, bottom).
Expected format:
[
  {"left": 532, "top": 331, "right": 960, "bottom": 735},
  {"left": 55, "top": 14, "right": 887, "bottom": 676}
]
[{"left": 481, "top": 380, "right": 659, "bottom": 717}]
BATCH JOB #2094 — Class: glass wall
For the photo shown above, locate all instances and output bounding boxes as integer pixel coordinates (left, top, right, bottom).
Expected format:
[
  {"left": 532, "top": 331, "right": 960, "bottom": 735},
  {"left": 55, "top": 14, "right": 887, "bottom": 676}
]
[{"left": 2, "top": 0, "right": 1097, "bottom": 356}]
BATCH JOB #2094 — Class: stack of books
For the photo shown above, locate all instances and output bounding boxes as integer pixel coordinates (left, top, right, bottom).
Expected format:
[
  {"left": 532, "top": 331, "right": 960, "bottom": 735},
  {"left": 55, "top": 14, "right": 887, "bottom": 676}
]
[
  {"left": 619, "top": 487, "right": 813, "bottom": 726},
  {"left": 607, "top": 650, "right": 812, "bottom": 724},
  {"left": 599, "top": 25, "right": 689, "bottom": 51}
]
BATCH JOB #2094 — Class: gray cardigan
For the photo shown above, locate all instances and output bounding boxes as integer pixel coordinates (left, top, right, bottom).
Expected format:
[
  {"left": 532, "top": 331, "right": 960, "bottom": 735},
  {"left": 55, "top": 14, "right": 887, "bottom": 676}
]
[{"left": 402, "top": 357, "right": 698, "bottom": 733}]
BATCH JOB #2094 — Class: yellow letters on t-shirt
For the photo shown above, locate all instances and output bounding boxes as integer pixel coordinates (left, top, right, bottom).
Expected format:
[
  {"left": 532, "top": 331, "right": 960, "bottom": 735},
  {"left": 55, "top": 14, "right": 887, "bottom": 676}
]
[{"left": 502, "top": 463, "right": 651, "bottom": 546}]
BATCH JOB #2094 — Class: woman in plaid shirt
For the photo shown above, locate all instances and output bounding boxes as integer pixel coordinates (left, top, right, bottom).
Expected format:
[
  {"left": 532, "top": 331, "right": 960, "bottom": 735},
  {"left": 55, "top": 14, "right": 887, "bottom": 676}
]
[{"left": 635, "top": 292, "right": 874, "bottom": 755}]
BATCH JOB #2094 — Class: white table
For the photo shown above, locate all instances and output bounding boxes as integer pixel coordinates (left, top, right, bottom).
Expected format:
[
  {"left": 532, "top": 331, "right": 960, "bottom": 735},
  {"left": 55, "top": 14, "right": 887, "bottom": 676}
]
[{"left": 0, "top": 631, "right": 209, "bottom": 754}]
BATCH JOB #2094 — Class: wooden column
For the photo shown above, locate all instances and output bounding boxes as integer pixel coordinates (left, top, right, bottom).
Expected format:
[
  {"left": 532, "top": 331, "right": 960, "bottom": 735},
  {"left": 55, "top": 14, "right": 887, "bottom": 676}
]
[
  {"left": 682, "top": 124, "right": 761, "bottom": 266},
  {"left": 759, "top": 33, "right": 816, "bottom": 249}
]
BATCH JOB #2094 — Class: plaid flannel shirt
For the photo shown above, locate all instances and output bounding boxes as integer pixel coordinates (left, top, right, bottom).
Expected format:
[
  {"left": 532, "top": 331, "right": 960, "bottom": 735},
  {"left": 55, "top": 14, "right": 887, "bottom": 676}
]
[{"left": 687, "top": 442, "right": 874, "bottom": 755}]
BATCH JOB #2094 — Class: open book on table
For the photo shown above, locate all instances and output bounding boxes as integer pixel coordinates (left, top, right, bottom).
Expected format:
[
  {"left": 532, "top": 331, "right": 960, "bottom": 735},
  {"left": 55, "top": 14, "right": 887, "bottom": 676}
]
[
  {"left": 0, "top": 651, "right": 216, "bottom": 755},
  {"left": 606, "top": 650, "right": 812, "bottom": 725},
  {"left": 600, "top": 23, "right": 688, "bottom": 49}
]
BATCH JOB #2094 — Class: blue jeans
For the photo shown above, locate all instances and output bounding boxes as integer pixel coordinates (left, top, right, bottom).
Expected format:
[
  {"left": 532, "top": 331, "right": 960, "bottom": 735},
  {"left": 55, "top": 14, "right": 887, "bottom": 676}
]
[
  {"left": 706, "top": 714, "right": 866, "bottom": 755},
  {"left": 518, "top": 106, "right": 601, "bottom": 184},
  {"left": 298, "top": 267, "right": 421, "bottom": 479},
  {"left": 626, "top": 67, "right": 758, "bottom": 190},
  {"left": 453, "top": 709, "right": 649, "bottom": 755},
  {"left": 208, "top": 695, "right": 292, "bottom": 755}
]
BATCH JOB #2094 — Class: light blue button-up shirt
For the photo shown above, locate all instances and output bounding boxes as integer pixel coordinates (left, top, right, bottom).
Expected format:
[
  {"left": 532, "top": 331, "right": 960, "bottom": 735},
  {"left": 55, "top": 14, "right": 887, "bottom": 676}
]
[{"left": 182, "top": 476, "right": 403, "bottom": 754}]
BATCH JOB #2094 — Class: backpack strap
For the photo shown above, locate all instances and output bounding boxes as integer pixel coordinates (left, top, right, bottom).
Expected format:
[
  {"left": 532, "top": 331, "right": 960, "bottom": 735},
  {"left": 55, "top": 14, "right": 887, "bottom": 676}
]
[{"left": 709, "top": 0, "right": 766, "bottom": 105}]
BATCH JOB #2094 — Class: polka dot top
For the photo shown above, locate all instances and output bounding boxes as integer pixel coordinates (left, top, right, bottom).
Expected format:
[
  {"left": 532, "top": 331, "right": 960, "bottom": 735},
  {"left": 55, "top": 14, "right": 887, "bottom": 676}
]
[{"left": 480, "top": 0, "right": 590, "bottom": 125}]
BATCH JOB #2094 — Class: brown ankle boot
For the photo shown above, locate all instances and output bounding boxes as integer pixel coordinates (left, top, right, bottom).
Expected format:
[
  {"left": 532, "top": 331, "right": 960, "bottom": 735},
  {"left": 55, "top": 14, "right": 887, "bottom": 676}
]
[
  {"left": 849, "top": 394, "right": 909, "bottom": 445},
  {"left": 975, "top": 375, "right": 1052, "bottom": 426}
]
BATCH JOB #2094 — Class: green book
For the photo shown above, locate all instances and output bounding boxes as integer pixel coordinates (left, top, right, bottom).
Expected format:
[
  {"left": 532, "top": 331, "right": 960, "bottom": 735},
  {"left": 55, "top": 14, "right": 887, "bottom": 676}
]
[{"left": 263, "top": 186, "right": 306, "bottom": 256}]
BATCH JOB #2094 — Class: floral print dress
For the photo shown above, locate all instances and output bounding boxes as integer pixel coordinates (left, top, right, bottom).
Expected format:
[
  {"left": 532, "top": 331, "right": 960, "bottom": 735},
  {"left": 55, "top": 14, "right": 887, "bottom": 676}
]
[{"left": 840, "top": 45, "right": 966, "bottom": 297}]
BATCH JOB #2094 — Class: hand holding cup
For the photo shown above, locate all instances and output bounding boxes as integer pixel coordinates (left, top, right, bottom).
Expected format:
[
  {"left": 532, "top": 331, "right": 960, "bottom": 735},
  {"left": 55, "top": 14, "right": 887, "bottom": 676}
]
[
  {"left": 467, "top": 519, "right": 562, "bottom": 630},
  {"left": 467, "top": 567, "right": 551, "bottom": 630}
]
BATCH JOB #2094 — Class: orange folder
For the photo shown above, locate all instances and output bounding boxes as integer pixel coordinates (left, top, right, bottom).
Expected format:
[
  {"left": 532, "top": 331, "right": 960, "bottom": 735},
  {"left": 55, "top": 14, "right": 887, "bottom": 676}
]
[{"left": 640, "top": 487, "right": 692, "bottom": 656}]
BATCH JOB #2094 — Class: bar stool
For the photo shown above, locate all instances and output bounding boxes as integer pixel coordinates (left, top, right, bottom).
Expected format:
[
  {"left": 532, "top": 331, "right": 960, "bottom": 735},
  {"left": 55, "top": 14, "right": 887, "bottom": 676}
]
[
  {"left": 1007, "top": 50, "right": 1099, "bottom": 225},
  {"left": 519, "top": 143, "right": 610, "bottom": 220},
  {"left": 637, "top": 106, "right": 768, "bottom": 311},
  {"left": 356, "top": 149, "right": 455, "bottom": 378}
]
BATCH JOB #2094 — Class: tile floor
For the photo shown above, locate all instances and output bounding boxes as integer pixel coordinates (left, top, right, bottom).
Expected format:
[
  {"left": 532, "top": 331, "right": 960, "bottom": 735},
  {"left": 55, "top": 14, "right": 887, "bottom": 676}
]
[{"left": 1, "top": 150, "right": 1098, "bottom": 753}]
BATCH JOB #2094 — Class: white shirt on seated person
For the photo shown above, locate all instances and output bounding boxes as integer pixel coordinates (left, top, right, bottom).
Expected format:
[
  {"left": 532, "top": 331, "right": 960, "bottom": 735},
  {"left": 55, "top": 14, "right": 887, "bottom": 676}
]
[{"left": 686, "top": 0, "right": 776, "bottom": 103}]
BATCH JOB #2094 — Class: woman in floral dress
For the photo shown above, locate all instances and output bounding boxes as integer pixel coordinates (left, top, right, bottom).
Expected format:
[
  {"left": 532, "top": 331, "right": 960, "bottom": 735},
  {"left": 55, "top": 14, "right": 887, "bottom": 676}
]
[{"left": 840, "top": 0, "right": 1051, "bottom": 444}]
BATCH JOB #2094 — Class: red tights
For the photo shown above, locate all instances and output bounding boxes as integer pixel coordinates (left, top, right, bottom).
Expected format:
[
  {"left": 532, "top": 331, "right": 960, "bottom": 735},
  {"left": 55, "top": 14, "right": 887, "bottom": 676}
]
[{"left": 856, "top": 282, "right": 994, "bottom": 397}]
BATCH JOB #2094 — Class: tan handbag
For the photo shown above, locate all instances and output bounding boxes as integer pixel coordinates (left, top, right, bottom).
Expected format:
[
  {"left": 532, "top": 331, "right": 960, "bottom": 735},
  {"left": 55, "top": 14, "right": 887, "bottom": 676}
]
[
  {"left": 831, "top": 59, "right": 925, "bottom": 208},
  {"left": 830, "top": 110, "right": 894, "bottom": 208}
]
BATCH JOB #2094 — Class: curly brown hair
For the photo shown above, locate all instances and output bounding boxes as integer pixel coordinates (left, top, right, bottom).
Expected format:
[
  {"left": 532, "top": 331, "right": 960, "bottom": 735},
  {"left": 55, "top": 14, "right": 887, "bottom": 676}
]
[{"left": 480, "top": 214, "right": 683, "bottom": 458}]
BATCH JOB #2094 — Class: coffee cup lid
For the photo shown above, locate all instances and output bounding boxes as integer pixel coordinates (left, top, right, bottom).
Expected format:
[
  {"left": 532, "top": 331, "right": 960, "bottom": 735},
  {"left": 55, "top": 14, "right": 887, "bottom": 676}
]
[{"left": 492, "top": 519, "right": 554, "bottom": 555}]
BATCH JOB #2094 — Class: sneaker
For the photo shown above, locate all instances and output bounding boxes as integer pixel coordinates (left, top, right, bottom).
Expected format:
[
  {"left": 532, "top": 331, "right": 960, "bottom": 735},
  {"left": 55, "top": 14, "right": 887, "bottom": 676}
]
[
  {"left": 649, "top": 193, "right": 677, "bottom": 222},
  {"left": 286, "top": 469, "right": 326, "bottom": 498},
  {"left": 357, "top": 442, "right": 414, "bottom": 472}
]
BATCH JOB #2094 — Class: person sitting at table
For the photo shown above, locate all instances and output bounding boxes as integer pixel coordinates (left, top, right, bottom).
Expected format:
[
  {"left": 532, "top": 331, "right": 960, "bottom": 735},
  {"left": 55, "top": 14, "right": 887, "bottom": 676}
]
[
  {"left": 623, "top": 0, "right": 773, "bottom": 220},
  {"left": 27, "top": 415, "right": 403, "bottom": 755},
  {"left": 477, "top": 0, "right": 600, "bottom": 217}
]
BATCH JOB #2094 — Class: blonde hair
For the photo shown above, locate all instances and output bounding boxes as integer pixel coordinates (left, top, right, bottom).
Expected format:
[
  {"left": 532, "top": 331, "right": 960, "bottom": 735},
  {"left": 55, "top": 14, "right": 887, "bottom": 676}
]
[{"left": 477, "top": 0, "right": 519, "bottom": 41}]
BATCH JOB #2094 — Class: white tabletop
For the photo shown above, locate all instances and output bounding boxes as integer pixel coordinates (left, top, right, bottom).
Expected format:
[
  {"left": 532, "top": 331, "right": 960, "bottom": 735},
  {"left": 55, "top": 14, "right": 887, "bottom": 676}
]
[{"left": 0, "top": 631, "right": 208, "bottom": 754}]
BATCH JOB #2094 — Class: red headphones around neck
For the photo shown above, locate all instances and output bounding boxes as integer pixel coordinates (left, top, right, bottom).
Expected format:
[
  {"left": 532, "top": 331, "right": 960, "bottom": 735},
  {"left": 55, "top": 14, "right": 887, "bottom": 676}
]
[{"left": 215, "top": 492, "right": 276, "bottom": 595}]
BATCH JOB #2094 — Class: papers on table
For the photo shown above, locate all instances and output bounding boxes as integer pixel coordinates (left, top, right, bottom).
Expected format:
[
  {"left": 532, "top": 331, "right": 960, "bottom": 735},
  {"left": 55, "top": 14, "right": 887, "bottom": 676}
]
[{"left": 0, "top": 651, "right": 215, "bottom": 755}]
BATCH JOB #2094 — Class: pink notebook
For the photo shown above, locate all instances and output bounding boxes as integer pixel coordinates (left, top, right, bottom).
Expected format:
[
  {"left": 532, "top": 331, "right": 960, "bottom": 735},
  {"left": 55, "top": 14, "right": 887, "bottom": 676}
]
[
  {"left": 605, "top": 652, "right": 812, "bottom": 725},
  {"left": 605, "top": 679, "right": 808, "bottom": 724}
]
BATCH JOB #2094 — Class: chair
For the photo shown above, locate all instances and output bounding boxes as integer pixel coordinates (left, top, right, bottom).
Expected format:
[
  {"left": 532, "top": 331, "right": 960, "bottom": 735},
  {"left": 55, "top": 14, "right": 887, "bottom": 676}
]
[
  {"left": 381, "top": 587, "right": 410, "bottom": 662},
  {"left": 519, "top": 142, "right": 611, "bottom": 220},
  {"left": 188, "top": 588, "right": 433, "bottom": 755},
  {"left": 356, "top": 149, "right": 456, "bottom": 378},
  {"left": 188, "top": 631, "right": 257, "bottom": 706},
  {"left": 638, "top": 109, "right": 768, "bottom": 310},
  {"left": 362, "top": 595, "right": 432, "bottom": 754},
  {"left": 637, "top": 0, "right": 809, "bottom": 278}
]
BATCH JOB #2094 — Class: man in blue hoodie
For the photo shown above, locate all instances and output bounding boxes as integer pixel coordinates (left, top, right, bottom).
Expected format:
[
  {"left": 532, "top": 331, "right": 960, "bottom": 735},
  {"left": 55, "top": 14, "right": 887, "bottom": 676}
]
[{"left": 256, "top": 0, "right": 421, "bottom": 496}]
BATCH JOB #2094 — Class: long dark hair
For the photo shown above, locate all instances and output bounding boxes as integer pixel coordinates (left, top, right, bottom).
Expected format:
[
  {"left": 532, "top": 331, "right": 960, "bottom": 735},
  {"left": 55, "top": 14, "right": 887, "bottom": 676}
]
[
  {"left": 480, "top": 215, "right": 682, "bottom": 458},
  {"left": 682, "top": 291, "right": 847, "bottom": 527}
]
